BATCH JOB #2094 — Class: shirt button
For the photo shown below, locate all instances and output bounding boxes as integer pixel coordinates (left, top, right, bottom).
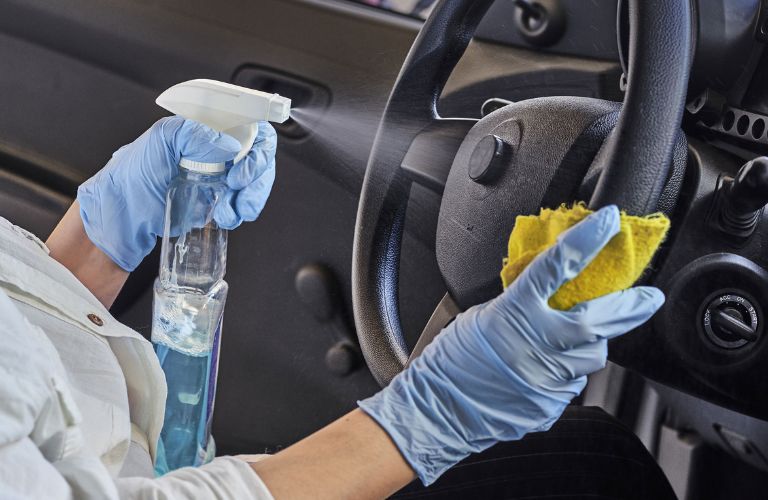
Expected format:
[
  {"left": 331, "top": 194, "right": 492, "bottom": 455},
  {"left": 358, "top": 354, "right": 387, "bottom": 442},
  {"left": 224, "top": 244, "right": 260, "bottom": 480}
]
[{"left": 87, "top": 313, "right": 104, "bottom": 327}]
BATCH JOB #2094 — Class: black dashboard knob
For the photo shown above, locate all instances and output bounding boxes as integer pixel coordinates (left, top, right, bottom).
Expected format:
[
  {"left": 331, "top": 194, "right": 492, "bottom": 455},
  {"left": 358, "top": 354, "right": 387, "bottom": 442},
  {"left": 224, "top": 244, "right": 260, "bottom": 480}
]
[
  {"left": 514, "top": 0, "right": 566, "bottom": 48},
  {"left": 325, "top": 341, "right": 359, "bottom": 376}
]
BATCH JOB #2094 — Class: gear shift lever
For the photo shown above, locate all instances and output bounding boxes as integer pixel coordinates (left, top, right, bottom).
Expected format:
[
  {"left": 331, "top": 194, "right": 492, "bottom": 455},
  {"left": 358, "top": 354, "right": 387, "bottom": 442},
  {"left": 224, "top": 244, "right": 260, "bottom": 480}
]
[{"left": 712, "top": 157, "right": 768, "bottom": 238}]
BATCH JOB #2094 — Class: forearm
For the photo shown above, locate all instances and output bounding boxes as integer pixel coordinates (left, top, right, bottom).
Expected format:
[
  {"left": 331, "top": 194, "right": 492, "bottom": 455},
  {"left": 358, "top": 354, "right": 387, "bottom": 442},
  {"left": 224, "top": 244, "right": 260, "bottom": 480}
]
[
  {"left": 46, "top": 201, "right": 129, "bottom": 308},
  {"left": 250, "top": 409, "right": 415, "bottom": 499}
]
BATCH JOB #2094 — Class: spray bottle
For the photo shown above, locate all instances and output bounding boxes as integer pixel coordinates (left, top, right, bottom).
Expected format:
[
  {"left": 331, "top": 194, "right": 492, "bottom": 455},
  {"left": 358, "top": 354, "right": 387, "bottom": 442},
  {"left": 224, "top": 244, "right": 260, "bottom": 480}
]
[{"left": 151, "top": 79, "right": 290, "bottom": 474}]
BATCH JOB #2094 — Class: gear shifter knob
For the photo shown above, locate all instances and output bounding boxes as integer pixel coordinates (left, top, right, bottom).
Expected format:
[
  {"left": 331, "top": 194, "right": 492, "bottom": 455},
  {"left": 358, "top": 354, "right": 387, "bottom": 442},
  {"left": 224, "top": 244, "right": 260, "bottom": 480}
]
[
  {"left": 716, "top": 157, "right": 768, "bottom": 238},
  {"left": 728, "top": 157, "right": 768, "bottom": 214}
]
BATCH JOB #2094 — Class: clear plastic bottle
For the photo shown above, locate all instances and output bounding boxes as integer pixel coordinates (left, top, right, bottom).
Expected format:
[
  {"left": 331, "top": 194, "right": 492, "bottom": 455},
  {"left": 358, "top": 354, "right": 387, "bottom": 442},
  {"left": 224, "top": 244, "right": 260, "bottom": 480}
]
[{"left": 151, "top": 160, "right": 229, "bottom": 475}]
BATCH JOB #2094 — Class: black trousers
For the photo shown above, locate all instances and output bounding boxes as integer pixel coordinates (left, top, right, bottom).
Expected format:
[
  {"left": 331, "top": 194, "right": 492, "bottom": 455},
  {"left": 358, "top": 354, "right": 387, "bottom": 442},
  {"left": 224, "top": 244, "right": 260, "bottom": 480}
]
[{"left": 393, "top": 406, "right": 676, "bottom": 499}]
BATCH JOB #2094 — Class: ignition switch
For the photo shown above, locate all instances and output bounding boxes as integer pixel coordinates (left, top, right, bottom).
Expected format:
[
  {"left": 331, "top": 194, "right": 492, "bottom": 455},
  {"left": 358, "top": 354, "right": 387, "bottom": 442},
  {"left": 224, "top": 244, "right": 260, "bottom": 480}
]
[{"left": 702, "top": 292, "right": 760, "bottom": 349}]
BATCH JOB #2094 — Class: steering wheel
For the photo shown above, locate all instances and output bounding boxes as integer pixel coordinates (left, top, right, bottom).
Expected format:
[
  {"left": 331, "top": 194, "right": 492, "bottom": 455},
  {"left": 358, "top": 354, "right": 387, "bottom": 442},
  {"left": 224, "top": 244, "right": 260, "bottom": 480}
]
[{"left": 352, "top": 0, "right": 692, "bottom": 386}]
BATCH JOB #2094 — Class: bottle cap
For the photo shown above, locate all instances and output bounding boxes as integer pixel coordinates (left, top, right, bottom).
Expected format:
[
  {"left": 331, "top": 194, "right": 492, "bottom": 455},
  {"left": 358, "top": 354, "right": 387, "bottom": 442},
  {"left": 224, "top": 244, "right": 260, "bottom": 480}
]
[{"left": 179, "top": 158, "right": 227, "bottom": 174}]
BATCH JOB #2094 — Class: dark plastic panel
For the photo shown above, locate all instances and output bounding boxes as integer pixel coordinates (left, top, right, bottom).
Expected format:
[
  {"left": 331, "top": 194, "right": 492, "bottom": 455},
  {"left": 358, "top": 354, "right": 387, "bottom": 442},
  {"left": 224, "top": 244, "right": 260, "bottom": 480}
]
[
  {"left": 0, "top": 31, "right": 165, "bottom": 190},
  {"left": 689, "top": 0, "right": 762, "bottom": 98},
  {"left": 475, "top": 0, "right": 619, "bottom": 60},
  {"left": 0, "top": 168, "right": 70, "bottom": 238},
  {"left": 441, "top": 43, "right": 623, "bottom": 118},
  {"left": 656, "top": 382, "right": 768, "bottom": 473}
]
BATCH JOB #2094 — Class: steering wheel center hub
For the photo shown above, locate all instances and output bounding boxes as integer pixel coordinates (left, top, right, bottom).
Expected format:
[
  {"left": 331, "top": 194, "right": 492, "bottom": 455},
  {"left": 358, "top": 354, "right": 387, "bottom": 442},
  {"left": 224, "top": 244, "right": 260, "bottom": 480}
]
[{"left": 436, "top": 97, "right": 620, "bottom": 308}]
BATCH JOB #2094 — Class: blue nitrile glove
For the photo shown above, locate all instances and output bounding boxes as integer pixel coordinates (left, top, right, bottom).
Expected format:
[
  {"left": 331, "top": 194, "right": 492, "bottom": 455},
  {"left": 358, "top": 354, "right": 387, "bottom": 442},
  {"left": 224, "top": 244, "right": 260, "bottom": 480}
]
[
  {"left": 77, "top": 116, "right": 277, "bottom": 271},
  {"left": 358, "top": 205, "right": 665, "bottom": 485}
]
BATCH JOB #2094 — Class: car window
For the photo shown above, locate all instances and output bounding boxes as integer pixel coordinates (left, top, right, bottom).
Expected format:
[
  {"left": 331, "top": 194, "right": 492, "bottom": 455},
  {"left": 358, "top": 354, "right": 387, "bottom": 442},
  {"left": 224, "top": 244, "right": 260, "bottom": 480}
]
[{"left": 347, "top": 0, "right": 437, "bottom": 19}]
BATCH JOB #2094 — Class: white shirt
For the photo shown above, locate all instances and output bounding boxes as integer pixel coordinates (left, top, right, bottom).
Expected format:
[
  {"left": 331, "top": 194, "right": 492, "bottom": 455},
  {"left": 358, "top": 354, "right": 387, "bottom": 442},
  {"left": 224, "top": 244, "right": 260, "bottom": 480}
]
[{"left": 0, "top": 217, "right": 273, "bottom": 499}]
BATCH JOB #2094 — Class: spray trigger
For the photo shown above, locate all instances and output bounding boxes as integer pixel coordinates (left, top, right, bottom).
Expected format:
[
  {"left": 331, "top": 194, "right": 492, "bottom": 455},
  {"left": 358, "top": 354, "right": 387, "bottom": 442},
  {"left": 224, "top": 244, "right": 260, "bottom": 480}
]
[{"left": 156, "top": 79, "right": 292, "bottom": 163}]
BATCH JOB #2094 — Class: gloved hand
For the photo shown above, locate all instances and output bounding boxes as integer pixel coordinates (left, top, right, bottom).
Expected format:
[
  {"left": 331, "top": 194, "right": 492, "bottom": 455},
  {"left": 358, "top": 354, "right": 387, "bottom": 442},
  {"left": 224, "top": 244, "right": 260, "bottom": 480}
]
[
  {"left": 77, "top": 116, "right": 277, "bottom": 271},
  {"left": 358, "top": 205, "right": 665, "bottom": 485}
]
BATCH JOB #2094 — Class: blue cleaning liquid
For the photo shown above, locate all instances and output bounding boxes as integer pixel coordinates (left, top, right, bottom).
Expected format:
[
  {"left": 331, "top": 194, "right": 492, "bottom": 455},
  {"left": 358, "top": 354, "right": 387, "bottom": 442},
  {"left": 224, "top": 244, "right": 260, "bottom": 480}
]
[
  {"left": 153, "top": 335, "right": 219, "bottom": 474},
  {"left": 151, "top": 281, "right": 227, "bottom": 475},
  {"left": 153, "top": 343, "right": 209, "bottom": 473}
]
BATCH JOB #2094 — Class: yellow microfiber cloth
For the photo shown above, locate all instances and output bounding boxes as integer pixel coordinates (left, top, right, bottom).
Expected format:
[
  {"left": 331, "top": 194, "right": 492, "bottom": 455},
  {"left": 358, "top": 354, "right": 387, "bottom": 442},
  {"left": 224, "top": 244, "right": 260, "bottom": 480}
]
[{"left": 500, "top": 204, "right": 671, "bottom": 310}]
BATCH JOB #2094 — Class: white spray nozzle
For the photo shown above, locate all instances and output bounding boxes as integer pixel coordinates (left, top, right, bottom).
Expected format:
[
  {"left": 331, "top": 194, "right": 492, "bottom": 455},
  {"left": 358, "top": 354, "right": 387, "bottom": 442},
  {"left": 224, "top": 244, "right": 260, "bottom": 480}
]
[{"left": 156, "top": 79, "right": 292, "bottom": 165}]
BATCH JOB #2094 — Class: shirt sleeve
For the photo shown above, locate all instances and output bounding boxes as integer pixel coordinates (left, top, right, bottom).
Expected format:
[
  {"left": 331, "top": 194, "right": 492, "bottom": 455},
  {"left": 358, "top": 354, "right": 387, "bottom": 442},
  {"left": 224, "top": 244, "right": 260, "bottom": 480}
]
[
  {"left": 0, "top": 290, "right": 119, "bottom": 500},
  {"left": 116, "top": 456, "right": 274, "bottom": 500},
  {"left": 0, "top": 437, "right": 73, "bottom": 499}
]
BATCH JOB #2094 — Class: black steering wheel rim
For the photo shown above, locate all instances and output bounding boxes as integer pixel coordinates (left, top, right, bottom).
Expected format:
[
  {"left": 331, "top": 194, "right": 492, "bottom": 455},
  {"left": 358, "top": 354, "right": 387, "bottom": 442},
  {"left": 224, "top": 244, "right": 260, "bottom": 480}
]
[{"left": 352, "top": 0, "right": 692, "bottom": 387}]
